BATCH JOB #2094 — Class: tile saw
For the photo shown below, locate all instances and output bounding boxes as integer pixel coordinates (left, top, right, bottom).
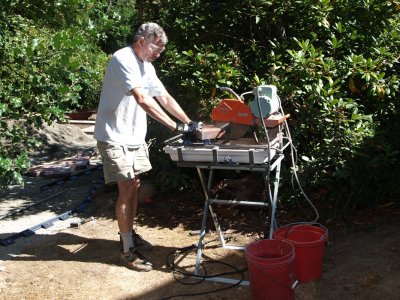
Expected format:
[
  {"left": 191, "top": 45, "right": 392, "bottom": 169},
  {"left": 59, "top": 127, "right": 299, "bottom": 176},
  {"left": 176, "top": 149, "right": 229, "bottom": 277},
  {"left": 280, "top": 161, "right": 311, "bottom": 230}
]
[{"left": 194, "top": 85, "right": 290, "bottom": 142}]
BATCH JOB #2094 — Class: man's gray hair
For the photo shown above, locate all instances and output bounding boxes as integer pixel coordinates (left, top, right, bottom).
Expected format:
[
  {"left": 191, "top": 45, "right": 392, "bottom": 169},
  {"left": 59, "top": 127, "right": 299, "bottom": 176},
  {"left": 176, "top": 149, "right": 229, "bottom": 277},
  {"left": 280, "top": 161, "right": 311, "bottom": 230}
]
[{"left": 133, "top": 22, "right": 168, "bottom": 44}]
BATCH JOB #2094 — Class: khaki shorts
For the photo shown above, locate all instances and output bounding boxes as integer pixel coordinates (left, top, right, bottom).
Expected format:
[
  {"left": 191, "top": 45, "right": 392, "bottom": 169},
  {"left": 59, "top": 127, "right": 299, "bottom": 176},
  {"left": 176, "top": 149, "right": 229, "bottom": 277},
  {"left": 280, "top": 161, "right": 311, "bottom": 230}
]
[{"left": 97, "top": 141, "right": 152, "bottom": 184}]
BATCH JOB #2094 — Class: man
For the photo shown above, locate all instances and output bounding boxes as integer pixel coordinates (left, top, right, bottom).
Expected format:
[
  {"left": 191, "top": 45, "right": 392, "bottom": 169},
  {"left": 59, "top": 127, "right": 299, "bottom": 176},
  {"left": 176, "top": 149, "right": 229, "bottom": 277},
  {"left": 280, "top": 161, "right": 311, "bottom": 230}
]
[{"left": 94, "top": 22, "right": 200, "bottom": 271}]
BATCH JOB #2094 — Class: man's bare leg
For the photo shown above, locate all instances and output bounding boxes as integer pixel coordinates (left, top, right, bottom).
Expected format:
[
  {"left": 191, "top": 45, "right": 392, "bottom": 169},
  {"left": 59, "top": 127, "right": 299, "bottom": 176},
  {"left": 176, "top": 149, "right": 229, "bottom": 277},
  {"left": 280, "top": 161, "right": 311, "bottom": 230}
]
[
  {"left": 131, "top": 177, "right": 141, "bottom": 225},
  {"left": 116, "top": 179, "right": 137, "bottom": 252},
  {"left": 116, "top": 177, "right": 152, "bottom": 271}
]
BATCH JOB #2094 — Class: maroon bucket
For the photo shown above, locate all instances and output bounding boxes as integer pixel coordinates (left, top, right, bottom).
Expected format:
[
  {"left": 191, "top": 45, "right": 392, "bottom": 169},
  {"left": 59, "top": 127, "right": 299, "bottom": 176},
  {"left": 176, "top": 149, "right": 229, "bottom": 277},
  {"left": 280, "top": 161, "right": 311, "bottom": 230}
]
[
  {"left": 274, "top": 224, "right": 328, "bottom": 282},
  {"left": 245, "top": 239, "right": 297, "bottom": 300}
]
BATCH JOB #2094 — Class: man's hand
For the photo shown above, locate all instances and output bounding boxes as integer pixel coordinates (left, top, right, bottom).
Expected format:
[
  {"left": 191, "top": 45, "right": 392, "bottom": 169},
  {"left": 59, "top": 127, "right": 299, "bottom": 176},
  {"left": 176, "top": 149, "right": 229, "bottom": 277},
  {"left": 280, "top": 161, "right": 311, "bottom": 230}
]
[
  {"left": 188, "top": 121, "right": 203, "bottom": 131},
  {"left": 175, "top": 121, "right": 203, "bottom": 133},
  {"left": 175, "top": 123, "right": 189, "bottom": 132}
]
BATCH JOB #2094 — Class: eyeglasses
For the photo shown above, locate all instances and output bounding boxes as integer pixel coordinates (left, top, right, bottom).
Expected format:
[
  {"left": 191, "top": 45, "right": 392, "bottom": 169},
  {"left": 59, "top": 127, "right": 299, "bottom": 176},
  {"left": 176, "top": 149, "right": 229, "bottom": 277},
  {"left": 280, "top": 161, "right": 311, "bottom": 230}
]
[{"left": 146, "top": 40, "right": 165, "bottom": 54}]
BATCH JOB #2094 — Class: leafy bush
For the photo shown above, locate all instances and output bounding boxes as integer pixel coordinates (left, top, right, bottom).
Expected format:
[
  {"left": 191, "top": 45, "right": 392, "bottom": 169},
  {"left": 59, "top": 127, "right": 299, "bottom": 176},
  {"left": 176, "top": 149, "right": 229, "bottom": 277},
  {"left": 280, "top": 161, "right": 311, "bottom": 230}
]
[
  {"left": 1, "top": 0, "right": 399, "bottom": 218},
  {"left": 140, "top": 0, "right": 400, "bottom": 216},
  {"left": 160, "top": 45, "right": 247, "bottom": 119},
  {"left": 268, "top": 1, "right": 400, "bottom": 212},
  {"left": 0, "top": 0, "right": 129, "bottom": 187}
]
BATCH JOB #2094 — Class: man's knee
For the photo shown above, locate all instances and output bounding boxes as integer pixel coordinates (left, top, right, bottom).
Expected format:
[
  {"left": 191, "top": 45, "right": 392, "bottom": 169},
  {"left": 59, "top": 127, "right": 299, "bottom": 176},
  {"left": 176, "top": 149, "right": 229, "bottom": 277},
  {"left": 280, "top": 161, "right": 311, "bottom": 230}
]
[
  {"left": 118, "top": 177, "right": 141, "bottom": 193},
  {"left": 134, "top": 177, "right": 141, "bottom": 188}
]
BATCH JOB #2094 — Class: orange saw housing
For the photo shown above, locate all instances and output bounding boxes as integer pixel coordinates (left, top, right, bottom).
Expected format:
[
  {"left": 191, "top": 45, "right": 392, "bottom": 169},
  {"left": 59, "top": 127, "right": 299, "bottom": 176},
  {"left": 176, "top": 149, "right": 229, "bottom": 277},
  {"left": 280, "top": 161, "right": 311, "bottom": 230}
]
[{"left": 211, "top": 99, "right": 255, "bottom": 125}]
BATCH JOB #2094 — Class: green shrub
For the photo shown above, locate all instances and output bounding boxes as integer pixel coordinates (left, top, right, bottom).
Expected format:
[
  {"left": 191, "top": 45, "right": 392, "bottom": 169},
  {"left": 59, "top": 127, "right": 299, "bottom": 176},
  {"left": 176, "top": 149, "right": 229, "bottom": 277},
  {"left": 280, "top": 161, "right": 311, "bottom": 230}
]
[
  {"left": 1, "top": 0, "right": 399, "bottom": 218},
  {"left": 0, "top": 4, "right": 109, "bottom": 187},
  {"left": 140, "top": 0, "right": 400, "bottom": 216}
]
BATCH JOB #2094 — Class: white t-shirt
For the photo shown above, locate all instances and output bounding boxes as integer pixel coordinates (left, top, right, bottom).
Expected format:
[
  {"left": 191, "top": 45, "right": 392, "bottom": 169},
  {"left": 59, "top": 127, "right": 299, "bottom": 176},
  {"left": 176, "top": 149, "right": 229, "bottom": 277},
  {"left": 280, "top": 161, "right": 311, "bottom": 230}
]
[{"left": 94, "top": 46, "right": 167, "bottom": 146}]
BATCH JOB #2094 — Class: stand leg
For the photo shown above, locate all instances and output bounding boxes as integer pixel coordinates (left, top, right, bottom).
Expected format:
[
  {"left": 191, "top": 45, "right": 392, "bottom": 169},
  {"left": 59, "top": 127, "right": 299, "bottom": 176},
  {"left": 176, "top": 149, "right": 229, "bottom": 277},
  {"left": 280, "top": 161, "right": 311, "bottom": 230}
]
[
  {"left": 268, "top": 154, "right": 284, "bottom": 238},
  {"left": 195, "top": 199, "right": 209, "bottom": 275},
  {"left": 263, "top": 169, "right": 273, "bottom": 239},
  {"left": 209, "top": 204, "right": 227, "bottom": 247},
  {"left": 194, "top": 168, "right": 210, "bottom": 275},
  {"left": 194, "top": 167, "right": 228, "bottom": 274},
  {"left": 193, "top": 168, "right": 250, "bottom": 285}
]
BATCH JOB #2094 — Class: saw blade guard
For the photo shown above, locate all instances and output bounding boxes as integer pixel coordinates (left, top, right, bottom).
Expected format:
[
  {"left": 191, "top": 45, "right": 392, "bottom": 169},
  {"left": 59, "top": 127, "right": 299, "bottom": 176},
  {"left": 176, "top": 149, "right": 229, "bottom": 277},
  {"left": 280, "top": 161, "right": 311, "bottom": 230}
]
[{"left": 211, "top": 99, "right": 254, "bottom": 125}]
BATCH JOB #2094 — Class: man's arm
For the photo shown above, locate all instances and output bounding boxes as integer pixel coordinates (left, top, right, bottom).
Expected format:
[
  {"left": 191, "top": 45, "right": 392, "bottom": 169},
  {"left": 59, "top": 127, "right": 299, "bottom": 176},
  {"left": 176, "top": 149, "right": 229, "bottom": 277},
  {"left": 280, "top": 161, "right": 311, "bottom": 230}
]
[
  {"left": 155, "top": 93, "right": 191, "bottom": 124},
  {"left": 131, "top": 87, "right": 178, "bottom": 131}
]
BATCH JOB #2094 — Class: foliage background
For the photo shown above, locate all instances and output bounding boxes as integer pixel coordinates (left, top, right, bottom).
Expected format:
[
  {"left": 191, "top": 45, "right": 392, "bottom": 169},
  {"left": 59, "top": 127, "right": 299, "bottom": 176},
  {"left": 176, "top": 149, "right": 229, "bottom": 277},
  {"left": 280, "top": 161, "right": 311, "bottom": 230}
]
[{"left": 1, "top": 0, "right": 399, "bottom": 220}]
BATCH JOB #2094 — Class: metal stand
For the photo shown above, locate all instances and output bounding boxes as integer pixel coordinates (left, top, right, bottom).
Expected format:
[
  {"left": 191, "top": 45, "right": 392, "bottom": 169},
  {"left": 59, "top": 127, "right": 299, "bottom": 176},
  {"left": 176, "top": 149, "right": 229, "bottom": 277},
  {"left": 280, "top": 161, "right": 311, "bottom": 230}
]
[
  {"left": 175, "top": 150, "right": 286, "bottom": 285},
  {"left": 165, "top": 125, "right": 291, "bottom": 285}
]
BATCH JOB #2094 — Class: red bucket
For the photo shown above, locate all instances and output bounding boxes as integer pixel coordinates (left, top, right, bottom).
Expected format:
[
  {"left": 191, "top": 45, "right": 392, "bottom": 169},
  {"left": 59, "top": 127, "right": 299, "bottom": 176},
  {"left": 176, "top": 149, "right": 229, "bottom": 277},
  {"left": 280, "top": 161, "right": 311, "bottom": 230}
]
[
  {"left": 273, "top": 223, "right": 328, "bottom": 282},
  {"left": 245, "top": 239, "right": 297, "bottom": 300}
]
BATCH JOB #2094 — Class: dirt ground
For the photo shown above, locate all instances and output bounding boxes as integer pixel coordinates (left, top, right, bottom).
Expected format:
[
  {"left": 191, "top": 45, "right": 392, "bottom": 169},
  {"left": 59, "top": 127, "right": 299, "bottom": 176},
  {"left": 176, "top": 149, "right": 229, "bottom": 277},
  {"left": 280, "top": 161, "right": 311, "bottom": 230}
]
[{"left": 0, "top": 122, "right": 399, "bottom": 300}]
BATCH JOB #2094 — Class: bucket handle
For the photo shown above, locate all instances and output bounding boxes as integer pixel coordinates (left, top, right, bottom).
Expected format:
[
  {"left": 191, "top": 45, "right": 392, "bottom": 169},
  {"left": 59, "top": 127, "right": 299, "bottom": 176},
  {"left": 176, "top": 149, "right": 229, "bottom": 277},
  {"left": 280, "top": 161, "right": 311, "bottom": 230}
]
[
  {"left": 278, "top": 222, "right": 329, "bottom": 241},
  {"left": 253, "top": 263, "right": 298, "bottom": 291}
]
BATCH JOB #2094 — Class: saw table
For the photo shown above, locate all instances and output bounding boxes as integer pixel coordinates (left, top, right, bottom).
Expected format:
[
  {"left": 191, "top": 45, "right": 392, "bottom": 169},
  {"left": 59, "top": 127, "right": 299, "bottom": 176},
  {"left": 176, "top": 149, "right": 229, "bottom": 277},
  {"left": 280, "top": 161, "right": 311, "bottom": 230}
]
[{"left": 163, "top": 123, "right": 291, "bottom": 285}]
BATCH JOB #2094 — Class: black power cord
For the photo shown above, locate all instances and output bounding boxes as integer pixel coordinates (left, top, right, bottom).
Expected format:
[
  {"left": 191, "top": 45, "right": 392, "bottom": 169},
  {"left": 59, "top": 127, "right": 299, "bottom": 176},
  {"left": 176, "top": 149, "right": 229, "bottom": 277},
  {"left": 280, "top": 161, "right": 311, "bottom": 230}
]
[{"left": 160, "top": 239, "right": 247, "bottom": 300}]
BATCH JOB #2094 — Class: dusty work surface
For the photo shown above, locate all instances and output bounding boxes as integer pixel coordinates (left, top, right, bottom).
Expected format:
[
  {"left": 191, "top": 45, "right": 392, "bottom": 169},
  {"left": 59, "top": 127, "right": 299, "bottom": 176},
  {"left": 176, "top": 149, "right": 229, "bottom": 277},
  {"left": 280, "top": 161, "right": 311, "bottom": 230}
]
[{"left": 0, "top": 122, "right": 400, "bottom": 300}]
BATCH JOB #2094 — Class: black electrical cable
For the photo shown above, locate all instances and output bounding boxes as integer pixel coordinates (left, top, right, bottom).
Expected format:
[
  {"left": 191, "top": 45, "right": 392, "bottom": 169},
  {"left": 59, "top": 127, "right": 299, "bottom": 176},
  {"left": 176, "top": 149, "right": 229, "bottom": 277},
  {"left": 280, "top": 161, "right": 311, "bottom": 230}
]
[{"left": 161, "top": 239, "right": 247, "bottom": 299}]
